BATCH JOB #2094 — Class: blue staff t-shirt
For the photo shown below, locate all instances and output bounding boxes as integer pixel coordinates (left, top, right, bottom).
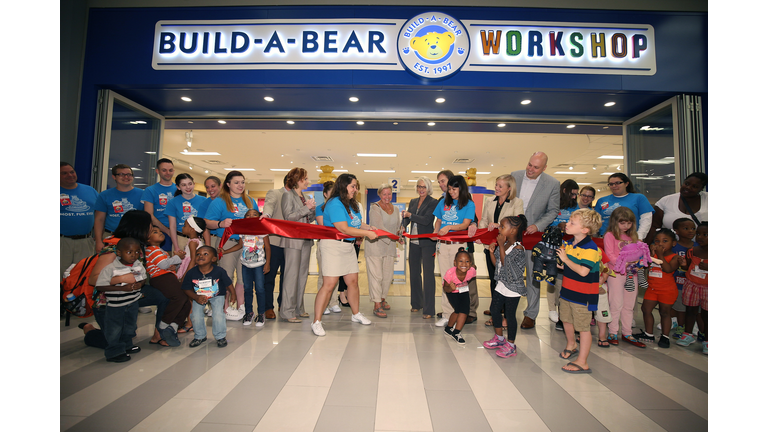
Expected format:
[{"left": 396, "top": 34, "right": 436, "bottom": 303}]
[
  {"left": 141, "top": 183, "right": 178, "bottom": 228},
  {"left": 433, "top": 198, "right": 476, "bottom": 227},
  {"left": 94, "top": 187, "right": 144, "bottom": 232},
  {"left": 205, "top": 195, "right": 259, "bottom": 239},
  {"left": 165, "top": 194, "right": 208, "bottom": 233},
  {"left": 595, "top": 193, "right": 654, "bottom": 236},
  {"left": 550, "top": 205, "right": 579, "bottom": 227},
  {"left": 322, "top": 197, "right": 362, "bottom": 241},
  {"left": 60, "top": 184, "right": 99, "bottom": 236}
]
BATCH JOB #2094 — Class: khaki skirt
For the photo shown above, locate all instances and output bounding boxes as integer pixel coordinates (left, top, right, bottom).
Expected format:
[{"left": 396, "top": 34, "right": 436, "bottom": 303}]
[{"left": 319, "top": 239, "right": 360, "bottom": 277}]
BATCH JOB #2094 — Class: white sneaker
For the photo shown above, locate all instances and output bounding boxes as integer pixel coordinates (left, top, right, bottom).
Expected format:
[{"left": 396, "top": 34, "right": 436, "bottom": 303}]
[
  {"left": 255, "top": 314, "right": 265, "bottom": 327},
  {"left": 226, "top": 305, "right": 245, "bottom": 321},
  {"left": 311, "top": 320, "right": 326, "bottom": 336},
  {"left": 324, "top": 308, "right": 331, "bottom": 315},
  {"left": 659, "top": 317, "right": 678, "bottom": 330},
  {"left": 138, "top": 307, "right": 152, "bottom": 314},
  {"left": 351, "top": 312, "right": 372, "bottom": 325},
  {"left": 435, "top": 317, "right": 449, "bottom": 327},
  {"left": 330, "top": 305, "right": 342, "bottom": 313},
  {"left": 548, "top": 311, "right": 559, "bottom": 323},
  {"left": 206, "top": 307, "right": 213, "bottom": 317}
]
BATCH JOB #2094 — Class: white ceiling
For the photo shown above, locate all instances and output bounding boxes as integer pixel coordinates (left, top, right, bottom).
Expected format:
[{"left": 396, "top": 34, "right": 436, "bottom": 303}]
[{"left": 162, "top": 128, "right": 624, "bottom": 197}]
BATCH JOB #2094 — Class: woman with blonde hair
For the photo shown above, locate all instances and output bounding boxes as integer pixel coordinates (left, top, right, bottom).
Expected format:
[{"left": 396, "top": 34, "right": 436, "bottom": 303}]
[
  {"left": 402, "top": 176, "right": 439, "bottom": 318},
  {"left": 365, "top": 183, "right": 403, "bottom": 318}
]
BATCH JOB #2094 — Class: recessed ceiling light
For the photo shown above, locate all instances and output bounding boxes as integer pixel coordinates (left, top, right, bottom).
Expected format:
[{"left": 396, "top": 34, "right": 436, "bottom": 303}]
[
  {"left": 435, "top": 98, "right": 445, "bottom": 103},
  {"left": 264, "top": 96, "right": 274, "bottom": 102},
  {"left": 218, "top": 120, "right": 226, "bottom": 124},
  {"left": 356, "top": 121, "right": 365, "bottom": 125},
  {"left": 178, "top": 151, "right": 221, "bottom": 156},
  {"left": 604, "top": 102, "right": 616, "bottom": 107},
  {"left": 598, "top": 155, "right": 623, "bottom": 159},
  {"left": 181, "top": 97, "right": 191, "bottom": 102},
  {"left": 287, "top": 121, "right": 294, "bottom": 125},
  {"left": 357, "top": 153, "right": 397, "bottom": 157},
  {"left": 145, "top": 151, "right": 157, "bottom": 155},
  {"left": 349, "top": 97, "right": 359, "bottom": 102},
  {"left": 204, "top": 170, "right": 209, "bottom": 173},
  {"left": 521, "top": 100, "right": 531, "bottom": 105},
  {"left": 427, "top": 122, "right": 435, "bottom": 126},
  {"left": 497, "top": 123, "right": 506, "bottom": 127},
  {"left": 393, "top": 122, "right": 398, "bottom": 125},
  {"left": 567, "top": 124, "right": 576, "bottom": 128}
]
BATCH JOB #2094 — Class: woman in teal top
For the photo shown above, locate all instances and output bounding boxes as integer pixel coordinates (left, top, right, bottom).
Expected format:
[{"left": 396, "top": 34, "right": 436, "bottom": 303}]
[{"left": 311, "top": 174, "right": 378, "bottom": 337}]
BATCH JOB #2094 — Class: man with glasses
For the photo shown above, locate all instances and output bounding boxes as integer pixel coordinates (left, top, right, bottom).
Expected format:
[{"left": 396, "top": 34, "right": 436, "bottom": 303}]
[
  {"left": 61, "top": 162, "right": 99, "bottom": 278},
  {"left": 94, "top": 164, "right": 144, "bottom": 252},
  {"left": 511, "top": 152, "right": 560, "bottom": 330}
]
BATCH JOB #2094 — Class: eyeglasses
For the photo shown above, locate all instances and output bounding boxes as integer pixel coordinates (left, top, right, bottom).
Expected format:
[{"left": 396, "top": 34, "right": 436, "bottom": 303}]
[
  {"left": 416, "top": 185, "right": 427, "bottom": 190},
  {"left": 579, "top": 194, "right": 594, "bottom": 199},
  {"left": 607, "top": 181, "right": 624, "bottom": 187},
  {"left": 115, "top": 173, "right": 134, "bottom": 177}
]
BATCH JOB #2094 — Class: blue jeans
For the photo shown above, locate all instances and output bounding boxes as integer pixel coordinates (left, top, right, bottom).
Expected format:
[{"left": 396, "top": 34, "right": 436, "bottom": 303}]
[
  {"left": 191, "top": 295, "right": 227, "bottom": 341},
  {"left": 264, "top": 245, "right": 284, "bottom": 310},
  {"left": 86, "top": 285, "right": 168, "bottom": 350},
  {"left": 103, "top": 300, "right": 139, "bottom": 359},
  {"left": 242, "top": 264, "right": 266, "bottom": 315}
]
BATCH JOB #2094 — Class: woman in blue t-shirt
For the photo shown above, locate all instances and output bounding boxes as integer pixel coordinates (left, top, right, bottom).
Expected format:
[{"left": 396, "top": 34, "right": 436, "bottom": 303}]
[
  {"left": 311, "top": 174, "right": 378, "bottom": 337},
  {"left": 167, "top": 173, "right": 210, "bottom": 255},
  {"left": 595, "top": 173, "right": 654, "bottom": 238},
  {"left": 204, "top": 171, "right": 259, "bottom": 319}
]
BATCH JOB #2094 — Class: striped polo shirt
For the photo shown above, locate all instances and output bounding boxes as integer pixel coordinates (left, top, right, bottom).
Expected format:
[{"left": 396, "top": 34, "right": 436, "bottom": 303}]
[{"left": 560, "top": 235, "right": 602, "bottom": 311}]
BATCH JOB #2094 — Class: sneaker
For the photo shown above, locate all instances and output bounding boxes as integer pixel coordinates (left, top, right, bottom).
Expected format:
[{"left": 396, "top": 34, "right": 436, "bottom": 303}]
[
  {"left": 205, "top": 305, "right": 213, "bottom": 317},
  {"left": 125, "top": 346, "right": 141, "bottom": 355},
  {"left": 633, "top": 331, "right": 655, "bottom": 344},
  {"left": 216, "top": 338, "right": 228, "bottom": 348},
  {"left": 226, "top": 305, "right": 245, "bottom": 321},
  {"left": 658, "top": 317, "right": 678, "bottom": 330},
  {"left": 255, "top": 314, "right": 265, "bottom": 327},
  {"left": 189, "top": 337, "right": 207, "bottom": 347},
  {"left": 658, "top": 335, "right": 670, "bottom": 349},
  {"left": 697, "top": 332, "right": 706, "bottom": 342},
  {"left": 138, "top": 306, "right": 152, "bottom": 314},
  {"left": 676, "top": 332, "right": 696, "bottom": 347},
  {"left": 243, "top": 312, "right": 255, "bottom": 326},
  {"left": 435, "top": 317, "right": 449, "bottom": 327},
  {"left": 311, "top": 320, "right": 326, "bottom": 336},
  {"left": 444, "top": 325, "right": 455, "bottom": 336},
  {"left": 548, "top": 310, "right": 559, "bottom": 323},
  {"left": 621, "top": 334, "right": 646, "bottom": 348},
  {"left": 451, "top": 332, "right": 466, "bottom": 345},
  {"left": 106, "top": 353, "right": 131, "bottom": 363},
  {"left": 324, "top": 308, "right": 331, "bottom": 315},
  {"left": 702, "top": 341, "right": 708, "bottom": 355},
  {"left": 351, "top": 312, "right": 372, "bottom": 325},
  {"left": 590, "top": 318, "right": 596, "bottom": 326},
  {"left": 496, "top": 341, "right": 517, "bottom": 358},
  {"left": 555, "top": 320, "right": 564, "bottom": 331},
  {"left": 483, "top": 334, "right": 505, "bottom": 349},
  {"left": 607, "top": 333, "right": 619, "bottom": 345},
  {"left": 330, "top": 305, "right": 342, "bottom": 313},
  {"left": 672, "top": 326, "right": 685, "bottom": 339}
]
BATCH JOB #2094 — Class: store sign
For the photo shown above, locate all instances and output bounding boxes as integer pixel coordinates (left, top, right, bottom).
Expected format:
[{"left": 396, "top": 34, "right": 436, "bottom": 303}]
[{"left": 152, "top": 13, "right": 655, "bottom": 76}]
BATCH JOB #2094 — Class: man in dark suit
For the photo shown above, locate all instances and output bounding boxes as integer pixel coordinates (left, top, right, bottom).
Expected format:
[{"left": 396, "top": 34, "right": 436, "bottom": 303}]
[{"left": 511, "top": 152, "right": 560, "bottom": 329}]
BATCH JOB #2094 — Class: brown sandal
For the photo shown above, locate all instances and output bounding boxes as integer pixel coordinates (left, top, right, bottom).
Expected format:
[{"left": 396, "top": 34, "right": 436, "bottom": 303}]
[
  {"left": 373, "top": 308, "right": 387, "bottom": 318},
  {"left": 423, "top": 314, "right": 433, "bottom": 319},
  {"left": 381, "top": 300, "right": 391, "bottom": 310}
]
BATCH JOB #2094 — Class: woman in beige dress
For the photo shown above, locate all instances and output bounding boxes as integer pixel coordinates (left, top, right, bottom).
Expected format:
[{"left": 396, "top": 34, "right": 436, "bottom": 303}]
[{"left": 365, "top": 184, "right": 403, "bottom": 318}]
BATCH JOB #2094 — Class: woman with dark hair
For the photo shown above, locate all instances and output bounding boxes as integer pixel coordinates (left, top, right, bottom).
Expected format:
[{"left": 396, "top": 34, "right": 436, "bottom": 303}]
[
  {"left": 167, "top": 173, "right": 210, "bottom": 256},
  {"left": 279, "top": 167, "right": 316, "bottom": 323},
  {"left": 578, "top": 186, "right": 596, "bottom": 209},
  {"left": 81, "top": 210, "right": 171, "bottom": 347},
  {"left": 433, "top": 175, "right": 476, "bottom": 326},
  {"left": 316, "top": 181, "right": 343, "bottom": 315},
  {"left": 311, "top": 173, "right": 378, "bottom": 336},
  {"left": 595, "top": 173, "right": 654, "bottom": 238},
  {"left": 204, "top": 170, "right": 259, "bottom": 319},
  {"left": 645, "top": 172, "right": 708, "bottom": 242}
]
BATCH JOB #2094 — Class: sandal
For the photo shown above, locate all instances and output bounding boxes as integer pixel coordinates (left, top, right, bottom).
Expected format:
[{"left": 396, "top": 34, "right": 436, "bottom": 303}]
[
  {"left": 381, "top": 300, "right": 391, "bottom": 310},
  {"left": 597, "top": 339, "right": 610, "bottom": 348},
  {"left": 177, "top": 325, "right": 193, "bottom": 334},
  {"left": 373, "top": 308, "right": 387, "bottom": 318},
  {"left": 560, "top": 348, "right": 579, "bottom": 360},
  {"left": 411, "top": 308, "right": 421, "bottom": 312},
  {"left": 149, "top": 339, "right": 170, "bottom": 347},
  {"left": 423, "top": 314, "right": 433, "bottom": 319},
  {"left": 607, "top": 333, "right": 619, "bottom": 345}
]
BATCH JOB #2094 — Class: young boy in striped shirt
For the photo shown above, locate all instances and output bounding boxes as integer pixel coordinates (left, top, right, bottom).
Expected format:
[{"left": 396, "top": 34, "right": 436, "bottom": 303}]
[{"left": 555, "top": 209, "right": 603, "bottom": 374}]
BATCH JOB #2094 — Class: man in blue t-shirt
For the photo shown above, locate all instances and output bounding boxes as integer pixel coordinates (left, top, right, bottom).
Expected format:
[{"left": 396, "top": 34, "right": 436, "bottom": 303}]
[
  {"left": 141, "top": 158, "right": 177, "bottom": 251},
  {"left": 94, "top": 164, "right": 144, "bottom": 252},
  {"left": 60, "top": 162, "right": 98, "bottom": 277}
]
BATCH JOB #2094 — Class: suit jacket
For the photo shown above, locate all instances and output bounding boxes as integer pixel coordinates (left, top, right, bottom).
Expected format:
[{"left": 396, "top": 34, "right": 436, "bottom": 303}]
[
  {"left": 511, "top": 170, "right": 560, "bottom": 232},
  {"left": 478, "top": 195, "right": 525, "bottom": 250},
  {"left": 402, "top": 195, "right": 438, "bottom": 246},
  {"left": 280, "top": 188, "right": 316, "bottom": 250},
  {"left": 262, "top": 187, "right": 289, "bottom": 247}
]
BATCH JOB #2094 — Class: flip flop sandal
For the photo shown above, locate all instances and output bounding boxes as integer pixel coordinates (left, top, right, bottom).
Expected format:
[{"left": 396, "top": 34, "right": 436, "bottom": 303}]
[
  {"left": 381, "top": 301, "right": 391, "bottom": 310},
  {"left": 562, "top": 362, "right": 592, "bottom": 374},
  {"left": 149, "top": 339, "right": 170, "bottom": 347},
  {"left": 597, "top": 340, "right": 610, "bottom": 348},
  {"left": 411, "top": 308, "right": 421, "bottom": 312},
  {"left": 423, "top": 315, "right": 433, "bottom": 319},
  {"left": 560, "top": 348, "right": 579, "bottom": 360},
  {"left": 177, "top": 325, "right": 193, "bottom": 334},
  {"left": 373, "top": 308, "right": 388, "bottom": 318}
]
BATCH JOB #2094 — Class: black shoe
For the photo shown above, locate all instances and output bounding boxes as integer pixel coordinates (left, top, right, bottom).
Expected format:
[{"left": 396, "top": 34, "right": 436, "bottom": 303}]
[
  {"left": 634, "top": 331, "right": 655, "bottom": 344},
  {"left": 126, "top": 346, "right": 141, "bottom": 355},
  {"left": 338, "top": 294, "right": 350, "bottom": 308},
  {"left": 216, "top": 338, "right": 228, "bottom": 348},
  {"left": 555, "top": 320, "right": 564, "bottom": 331},
  {"left": 451, "top": 332, "right": 466, "bottom": 345},
  {"left": 189, "top": 337, "right": 207, "bottom": 347},
  {"left": 106, "top": 353, "right": 131, "bottom": 363},
  {"left": 466, "top": 316, "right": 477, "bottom": 324},
  {"left": 658, "top": 335, "right": 670, "bottom": 349},
  {"left": 444, "top": 325, "right": 455, "bottom": 336}
]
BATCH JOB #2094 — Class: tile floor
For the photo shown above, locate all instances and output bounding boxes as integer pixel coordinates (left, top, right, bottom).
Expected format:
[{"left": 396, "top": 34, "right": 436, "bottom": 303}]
[{"left": 60, "top": 247, "right": 708, "bottom": 432}]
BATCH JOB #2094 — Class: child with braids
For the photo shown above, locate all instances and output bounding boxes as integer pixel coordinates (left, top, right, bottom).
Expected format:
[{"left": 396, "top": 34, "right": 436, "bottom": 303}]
[{"left": 483, "top": 215, "right": 528, "bottom": 358}]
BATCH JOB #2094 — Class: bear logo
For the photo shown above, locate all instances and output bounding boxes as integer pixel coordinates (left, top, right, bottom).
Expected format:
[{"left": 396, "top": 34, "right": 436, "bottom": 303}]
[{"left": 410, "top": 31, "right": 455, "bottom": 62}]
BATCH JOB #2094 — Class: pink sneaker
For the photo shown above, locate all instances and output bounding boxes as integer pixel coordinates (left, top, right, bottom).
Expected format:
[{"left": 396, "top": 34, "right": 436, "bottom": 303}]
[
  {"left": 483, "top": 334, "right": 505, "bottom": 349},
  {"left": 496, "top": 341, "right": 517, "bottom": 358}
]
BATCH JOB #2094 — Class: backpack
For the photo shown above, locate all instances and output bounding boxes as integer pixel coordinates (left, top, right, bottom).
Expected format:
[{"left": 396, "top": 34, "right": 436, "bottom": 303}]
[{"left": 61, "top": 253, "right": 99, "bottom": 318}]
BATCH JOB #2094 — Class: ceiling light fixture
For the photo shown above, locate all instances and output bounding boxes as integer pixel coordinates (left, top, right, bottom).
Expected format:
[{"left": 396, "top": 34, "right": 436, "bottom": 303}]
[
  {"left": 521, "top": 100, "right": 531, "bottom": 105},
  {"left": 349, "top": 97, "right": 359, "bottom": 102},
  {"left": 497, "top": 123, "right": 506, "bottom": 127},
  {"left": 604, "top": 102, "right": 616, "bottom": 107},
  {"left": 356, "top": 121, "right": 365, "bottom": 125},
  {"left": 178, "top": 151, "right": 221, "bottom": 156},
  {"left": 436, "top": 98, "right": 445, "bottom": 103},
  {"left": 427, "top": 122, "right": 435, "bottom": 126},
  {"left": 286, "top": 121, "right": 294, "bottom": 125},
  {"left": 218, "top": 120, "right": 226, "bottom": 124},
  {"left": 567, "top": 124, "right": 576, "bottom": 128},
  {"left": 181, "top": 97, "right": 191, "bottom": 102},
  {"left": 264, "top": 96, "right": 274, "bottom": 102},
  {"left": 598, "top": 155, "right": 623, "bottom": 159}
]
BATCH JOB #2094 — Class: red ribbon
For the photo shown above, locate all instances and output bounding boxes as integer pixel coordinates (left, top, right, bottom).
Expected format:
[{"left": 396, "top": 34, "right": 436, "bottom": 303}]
[{"left": 218, "top": 218, "right": 603, "bottom": 257}]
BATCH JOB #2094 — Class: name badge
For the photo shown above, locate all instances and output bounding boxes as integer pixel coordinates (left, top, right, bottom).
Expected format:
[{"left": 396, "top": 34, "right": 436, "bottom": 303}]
[
  {"left": 197, "top": 279, "right": 212, "bottom": 288},
  {"left": 649, "top": 264, "right": 663, "bottom": 278},
  {"left": 458, "top": 284, "right": 469, "bottom": 293},
  {"left": 690, "top": 265, "right": 707, "bottom": 279},
  {"left": 243, "top": 236, "right": 256, "bottom": 248},
  {"left": 60, "top": 194, "right": 71, "bottom": 206}
]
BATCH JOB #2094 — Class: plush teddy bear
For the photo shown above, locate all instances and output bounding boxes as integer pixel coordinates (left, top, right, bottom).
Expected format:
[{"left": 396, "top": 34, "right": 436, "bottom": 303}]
[
  {"left": 613, "top": 242, "right": 652, "bottom": 291},
  {"left": 410, "top": 31, "right": 455, "bottom": 61},
  {"left": 531, "top": 226, "right": 564, "bottom": 285}
]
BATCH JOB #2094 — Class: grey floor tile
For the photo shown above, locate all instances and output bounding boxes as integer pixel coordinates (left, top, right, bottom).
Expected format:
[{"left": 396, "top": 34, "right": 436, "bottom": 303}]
[
  {"left": 314, "top": 405, "right": 375, "bottom": 432},
  {"left": 426, "top": 389, "right": 492, "bottom": 432},
  {"left": 192, "top": 422, "right": 258, "bottom": 432},
  {"left": 639, "top": 409, "right": 708, "bottom": 432}
]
